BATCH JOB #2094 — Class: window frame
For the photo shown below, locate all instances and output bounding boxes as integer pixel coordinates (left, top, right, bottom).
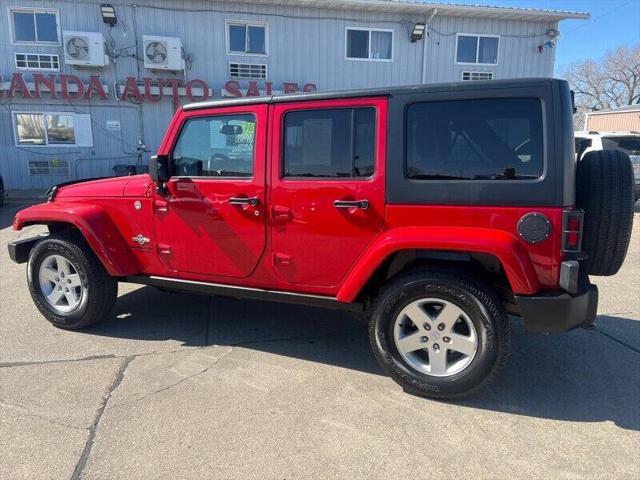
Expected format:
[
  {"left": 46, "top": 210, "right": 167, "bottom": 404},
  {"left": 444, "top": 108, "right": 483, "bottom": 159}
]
[
  {"left": 15, "top": 52, "right": 60, "bottom": 71},
  {"left": 455, "top": 33, "right": 499, "bottom": 66},
  {"left": 225, "top": 20, "right": 269, "bottom": 57},
  {"left": 8, "top": 7, "right": 61, "bottom": 46},
  {"left": 170, "top": 111, "right": 259, "bottom": 180},
  {"left": 281, "top": 106, "right": 378, "bottom": 181},
  {"left": 13, "top": 111, "right": 79, "bottom": 148},
  {"left": 345, "top": 27, "right": 394, "bottom": 62}
]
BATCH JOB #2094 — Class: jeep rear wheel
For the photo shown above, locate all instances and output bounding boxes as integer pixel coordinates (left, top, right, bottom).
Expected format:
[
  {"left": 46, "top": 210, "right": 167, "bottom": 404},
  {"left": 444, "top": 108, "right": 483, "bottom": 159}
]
[
  {"left": 27, "top": 233, "right": 118, "bottom": 330},
  {"left": 369, "top": 269, "right": 510, "bottom": 399}
]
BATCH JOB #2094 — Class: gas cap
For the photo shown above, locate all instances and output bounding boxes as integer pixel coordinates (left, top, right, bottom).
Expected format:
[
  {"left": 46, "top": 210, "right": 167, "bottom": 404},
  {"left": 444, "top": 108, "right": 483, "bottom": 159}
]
[{"left": 518, "top": 212, "right": 551, "bottom": 244}]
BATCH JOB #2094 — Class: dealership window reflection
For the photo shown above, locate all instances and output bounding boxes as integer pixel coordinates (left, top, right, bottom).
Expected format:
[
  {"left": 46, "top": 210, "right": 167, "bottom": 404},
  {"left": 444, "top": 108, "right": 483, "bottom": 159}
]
[{"left": 15, "top": 113, "right": 76, "bottom": 146}]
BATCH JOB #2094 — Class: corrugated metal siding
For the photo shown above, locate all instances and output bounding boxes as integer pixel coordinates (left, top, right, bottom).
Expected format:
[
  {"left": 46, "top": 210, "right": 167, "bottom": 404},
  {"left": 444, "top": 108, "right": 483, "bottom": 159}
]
[
  {"left": 586, "top": 112, "right": 640, "bottom": 132},
  {"left": 0, "top": 0, "right": 557, "bottom": 189}
]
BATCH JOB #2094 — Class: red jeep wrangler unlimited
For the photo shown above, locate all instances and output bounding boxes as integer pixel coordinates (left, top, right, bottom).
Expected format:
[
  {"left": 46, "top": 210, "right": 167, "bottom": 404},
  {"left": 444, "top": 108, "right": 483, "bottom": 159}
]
[{"left": 9, "top": 79, "right": 635, "bottom": 398}]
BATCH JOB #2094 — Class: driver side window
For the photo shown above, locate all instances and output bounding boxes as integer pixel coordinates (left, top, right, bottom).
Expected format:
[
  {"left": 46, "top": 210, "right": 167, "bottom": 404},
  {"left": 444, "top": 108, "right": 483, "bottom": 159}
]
[{"left": 172, "top": 113, "right": 256, "bottom": 177}]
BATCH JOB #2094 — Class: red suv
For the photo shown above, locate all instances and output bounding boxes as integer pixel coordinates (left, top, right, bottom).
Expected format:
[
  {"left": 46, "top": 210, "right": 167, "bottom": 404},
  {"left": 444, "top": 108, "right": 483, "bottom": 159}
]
[{"left": 9, "top": 79, "right": 635, "bottom": 398}]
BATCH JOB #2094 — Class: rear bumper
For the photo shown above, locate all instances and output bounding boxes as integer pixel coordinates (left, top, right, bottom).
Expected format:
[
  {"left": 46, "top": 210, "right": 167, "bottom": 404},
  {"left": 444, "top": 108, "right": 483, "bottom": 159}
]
[
  {"left": 514, "top": 284, "right": 598, "bottom": 333},
  {"left": 8, "top": 235, "right": 46, "bottom": 264}
]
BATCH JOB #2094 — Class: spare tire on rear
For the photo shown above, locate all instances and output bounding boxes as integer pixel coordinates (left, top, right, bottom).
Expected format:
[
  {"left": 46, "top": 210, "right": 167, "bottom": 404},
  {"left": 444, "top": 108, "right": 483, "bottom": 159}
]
[{"left": 576, "top": 149, "right": 634, "bottom": 276}]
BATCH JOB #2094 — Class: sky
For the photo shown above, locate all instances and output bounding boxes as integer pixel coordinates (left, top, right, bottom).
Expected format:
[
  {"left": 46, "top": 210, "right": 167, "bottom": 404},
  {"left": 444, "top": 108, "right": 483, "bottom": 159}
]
[{"left": 438, "top": 0, "right": 640, "bottom": 74}]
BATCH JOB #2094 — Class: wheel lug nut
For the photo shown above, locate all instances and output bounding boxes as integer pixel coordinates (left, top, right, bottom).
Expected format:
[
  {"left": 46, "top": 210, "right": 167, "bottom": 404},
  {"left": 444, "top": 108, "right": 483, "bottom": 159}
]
[
  {"left": 67, "top": 279, "right": 71, "bottom": 284},
  {"left": 443, "top": 336, "right": 451, "bottom": 343},
  {"left": 420, "top": 336, "right": 428, "bottom": 343},
  {"left": 433, "top": 343, "right": 440, "bottom": 350},
  {"left": 437, "top": 323, "right": 445, "bottom": 331},
  {"left": 423, "top": 323, "right": 431, "bottom": 330}
]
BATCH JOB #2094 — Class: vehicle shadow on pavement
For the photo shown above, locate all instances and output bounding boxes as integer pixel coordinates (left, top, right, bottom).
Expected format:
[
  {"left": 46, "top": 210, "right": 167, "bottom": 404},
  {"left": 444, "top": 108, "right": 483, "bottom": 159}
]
[
  {"left": 460, "top": 316, "right": 640, "bottom": 432},
  {"left": 88, "top": 286, "right": 639, "bottom": 431}
]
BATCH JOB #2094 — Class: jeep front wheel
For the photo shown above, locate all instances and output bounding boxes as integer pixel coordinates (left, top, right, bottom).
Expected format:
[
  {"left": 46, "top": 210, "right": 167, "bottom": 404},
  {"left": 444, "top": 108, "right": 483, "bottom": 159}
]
[
  {"left": 27, "top": 233, "right": 118, "bottom": 330},
  {"left": 369, "top": 269, "right": 510, "bottom": 399}
]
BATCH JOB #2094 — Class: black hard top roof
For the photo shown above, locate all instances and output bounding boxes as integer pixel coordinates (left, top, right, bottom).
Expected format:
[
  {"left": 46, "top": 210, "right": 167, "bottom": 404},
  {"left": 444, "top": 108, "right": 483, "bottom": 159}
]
[{"left": 182, "top": 78, "right": 561, "bottom": 111}]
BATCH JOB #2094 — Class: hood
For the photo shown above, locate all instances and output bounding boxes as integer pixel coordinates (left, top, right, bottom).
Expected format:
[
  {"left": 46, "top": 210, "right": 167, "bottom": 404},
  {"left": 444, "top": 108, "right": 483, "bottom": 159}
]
[{"left": 52, "top": 175, "right": 146, "bottom": 199}]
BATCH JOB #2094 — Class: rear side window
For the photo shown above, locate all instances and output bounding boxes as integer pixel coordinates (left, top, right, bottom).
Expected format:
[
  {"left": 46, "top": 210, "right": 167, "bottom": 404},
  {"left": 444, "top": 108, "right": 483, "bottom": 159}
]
[
  {"left": 283, "top": 107, "right": 376, "bottom": 178},
  {"left": 406, "top": 98, "right": 543, "bottom": 180}
]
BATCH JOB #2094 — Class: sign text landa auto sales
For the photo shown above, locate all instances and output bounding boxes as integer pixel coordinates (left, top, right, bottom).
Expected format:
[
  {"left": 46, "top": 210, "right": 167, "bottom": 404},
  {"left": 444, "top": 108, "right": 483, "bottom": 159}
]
[{"left": 0, "top": 72, "right": 317, "bottom": 103}]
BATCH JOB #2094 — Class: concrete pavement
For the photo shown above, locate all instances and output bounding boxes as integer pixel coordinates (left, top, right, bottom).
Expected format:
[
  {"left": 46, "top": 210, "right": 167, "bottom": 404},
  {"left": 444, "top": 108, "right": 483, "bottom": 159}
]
[{"left": 1, "top": 197, "right": 639, "bottom": 479}]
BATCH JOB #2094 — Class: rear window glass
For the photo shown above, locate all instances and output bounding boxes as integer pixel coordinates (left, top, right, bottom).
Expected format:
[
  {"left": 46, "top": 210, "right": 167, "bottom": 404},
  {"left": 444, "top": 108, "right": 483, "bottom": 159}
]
[{"left": 405, "top": 98, "right": 543, "bottom": 180}]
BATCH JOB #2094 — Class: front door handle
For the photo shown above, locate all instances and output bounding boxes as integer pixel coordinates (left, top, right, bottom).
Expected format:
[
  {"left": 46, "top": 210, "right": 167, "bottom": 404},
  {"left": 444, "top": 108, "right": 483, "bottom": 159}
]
[
  {"left": 229, "top": 196, "right": 259, "bottom": 207},
  {"left": 333, "top": 199, "right": 369, "bottom": 210}
]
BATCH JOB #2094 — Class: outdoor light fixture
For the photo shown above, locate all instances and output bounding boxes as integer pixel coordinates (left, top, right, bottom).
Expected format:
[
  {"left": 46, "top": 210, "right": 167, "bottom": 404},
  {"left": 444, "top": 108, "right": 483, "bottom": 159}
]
[
  {"left": 100, "top": 4, "right": 117, "bottom": 26},
  {"left": 411, "top": 22, "right": 426, "bottom": 42}
]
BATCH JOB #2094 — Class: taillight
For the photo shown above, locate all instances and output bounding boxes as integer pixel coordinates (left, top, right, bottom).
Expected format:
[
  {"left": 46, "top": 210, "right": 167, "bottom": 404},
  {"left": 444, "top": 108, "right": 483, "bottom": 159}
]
[{"left": 562, "top": 209, "right": 584, "bottom": 252}]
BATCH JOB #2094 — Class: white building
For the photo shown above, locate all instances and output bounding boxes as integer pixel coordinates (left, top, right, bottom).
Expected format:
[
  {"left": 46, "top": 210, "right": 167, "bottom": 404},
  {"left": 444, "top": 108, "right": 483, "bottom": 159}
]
[{"left": 0, "top": 0, "right": 588, "bottom": 189}]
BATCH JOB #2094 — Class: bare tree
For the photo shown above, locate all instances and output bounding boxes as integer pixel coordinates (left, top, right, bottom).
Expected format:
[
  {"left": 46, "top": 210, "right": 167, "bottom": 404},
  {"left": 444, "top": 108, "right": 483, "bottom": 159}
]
[{"left": 562, "top": 44, "right": 640, "bottom": 128}]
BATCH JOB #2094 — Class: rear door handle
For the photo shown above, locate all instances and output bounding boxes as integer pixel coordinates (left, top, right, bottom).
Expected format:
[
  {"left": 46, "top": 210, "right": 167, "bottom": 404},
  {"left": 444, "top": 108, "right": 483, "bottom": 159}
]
[
  {"left": 333, "top": 199, "right": 369, "bottom": 210},
  {"left": 272, "top": 205, "right": 292, "bottom": 221},
  {"left": 229, "top": 196, "right": 259, "bottom": 207}
]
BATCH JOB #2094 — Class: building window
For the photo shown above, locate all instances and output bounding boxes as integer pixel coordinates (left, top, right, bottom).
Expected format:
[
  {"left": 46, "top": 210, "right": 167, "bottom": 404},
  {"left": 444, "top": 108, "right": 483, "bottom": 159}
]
[
  {"left": 346, "top": 28, "right": 393, "bottom": 61},
  {"left": 10, "top": 8, "right": 60, "bottom": 44},
  {"left": 462, "top": 71, "right": 494, "bottom": 81},
  {"left": 405, "top": 98, "right": 543, "bottom": 181},
  {"left": 229, "top": 62, "right": 267, "bottom": 79},
  {"left": 227, "top": 21, "right": 267, "bottom": 55},
  {"left": 29, "top": 159, "right": 70, "bottom": 176},
  {"left": 456, "top": 34, "right": 499, "bottom": 65},
  {"left": 15, "top": 53, "right": 60, "bottom": 71},
  {"left": 283, "top": 107, "right": 376, "bottom": 178},
  {"left": 13, "top": 112, "right": 93, "bottom": 147}
]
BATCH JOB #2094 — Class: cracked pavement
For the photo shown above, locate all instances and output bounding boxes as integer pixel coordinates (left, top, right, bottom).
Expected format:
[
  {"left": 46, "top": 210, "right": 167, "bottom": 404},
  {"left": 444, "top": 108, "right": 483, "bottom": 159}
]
[{"left": 1, "top": 198, "right": 639, "bottom": 479}]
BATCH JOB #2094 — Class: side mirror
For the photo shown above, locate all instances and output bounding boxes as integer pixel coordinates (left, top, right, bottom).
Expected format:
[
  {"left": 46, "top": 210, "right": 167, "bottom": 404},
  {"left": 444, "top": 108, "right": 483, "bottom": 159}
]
[
  {"left": 220, "top": 124, "right": 242, "bottom": 136},
  {"left": 149, "top": 154, "right": 170, "bottom": 188}
]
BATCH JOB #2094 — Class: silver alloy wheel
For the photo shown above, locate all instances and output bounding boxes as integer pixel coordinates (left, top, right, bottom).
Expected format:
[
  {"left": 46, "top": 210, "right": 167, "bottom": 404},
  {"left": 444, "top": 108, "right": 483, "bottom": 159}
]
[
  {"left": 393, "top": 298, "right": 478, "bottom": 377},
  {"left": 38, "top": 254, "right": 83, "bottom": 313}
]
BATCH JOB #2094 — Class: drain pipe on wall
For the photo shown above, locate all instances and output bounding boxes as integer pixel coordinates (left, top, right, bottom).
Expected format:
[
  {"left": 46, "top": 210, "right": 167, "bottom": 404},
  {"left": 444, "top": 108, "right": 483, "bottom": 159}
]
[{"left": 421, "top": 8, "right": 438, "bottom": 84}]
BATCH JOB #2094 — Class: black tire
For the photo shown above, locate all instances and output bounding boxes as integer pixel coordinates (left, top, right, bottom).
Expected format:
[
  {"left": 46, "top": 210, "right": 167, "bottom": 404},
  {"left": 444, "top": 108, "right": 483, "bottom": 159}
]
[
  {"left": 369, "top": 268, "right": 510, "bottom": 399},
  {"left": 577, "top": 150, "right": 634, "bottom": 276},
  {"left": 27, "top": 232, "right": 118, "bottom": 330}
]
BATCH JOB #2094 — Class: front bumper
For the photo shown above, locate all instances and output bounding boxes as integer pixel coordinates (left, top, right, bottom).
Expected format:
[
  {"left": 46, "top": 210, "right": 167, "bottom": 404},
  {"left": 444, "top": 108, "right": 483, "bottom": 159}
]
[
  {"left": 7, "top": 235, "right": 46, "bottom": 264},
  {"left": 514, "top": 284, "right": 598, "bottom": 333}
]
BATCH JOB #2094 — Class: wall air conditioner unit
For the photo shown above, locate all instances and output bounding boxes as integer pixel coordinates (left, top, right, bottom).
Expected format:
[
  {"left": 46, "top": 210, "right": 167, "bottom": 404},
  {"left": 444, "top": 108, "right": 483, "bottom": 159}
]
[
  {"left": 63, "top": 31, "right": 109, "bottom": 67},
  {"left": 143, "top": 35, "right": 185, "bottom": 71}
]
